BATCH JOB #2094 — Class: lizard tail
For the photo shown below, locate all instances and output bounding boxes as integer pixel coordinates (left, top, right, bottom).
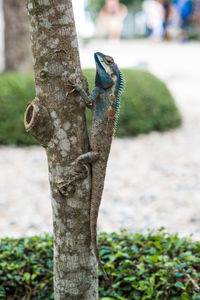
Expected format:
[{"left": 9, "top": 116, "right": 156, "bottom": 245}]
[
  {"left": 90, "top": 212, "right": 109, "bottom": 281},
  {"left": 90, "top": 166, "right": 109, "bottom": 281},
  {"left": 90, "top": 156, "right": 110, "bottom": 280}
]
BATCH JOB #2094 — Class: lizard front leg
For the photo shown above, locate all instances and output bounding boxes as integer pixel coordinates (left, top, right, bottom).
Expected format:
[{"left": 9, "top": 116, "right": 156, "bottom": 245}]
[{"left": 70, "top": 81, "right": 101, "bottom": 109}]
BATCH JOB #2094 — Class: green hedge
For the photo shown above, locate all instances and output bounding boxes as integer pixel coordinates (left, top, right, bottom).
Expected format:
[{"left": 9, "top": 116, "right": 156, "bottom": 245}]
[
  {"left": 0, "top": 70, "right": 181, "bottom": 145},
  {"left": 0, "top": 73, "right": 36, "bottom": 145},
  {"left": 84, "top": 69, "right": 182, "bottom": 137},
  {"left": 1, "top": 229, "right": 200, "bottom": 299}
]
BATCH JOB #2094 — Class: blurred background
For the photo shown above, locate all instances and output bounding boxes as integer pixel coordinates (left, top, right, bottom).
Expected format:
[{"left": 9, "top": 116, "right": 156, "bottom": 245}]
[{"left": 0, "top": 0, "right": 200, "bottom": 240}]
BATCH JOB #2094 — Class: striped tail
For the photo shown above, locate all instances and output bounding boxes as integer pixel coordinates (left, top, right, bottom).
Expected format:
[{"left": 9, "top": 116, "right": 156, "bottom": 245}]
[{"left": 90, "top": 162, "right": 109, "bottom": 281}]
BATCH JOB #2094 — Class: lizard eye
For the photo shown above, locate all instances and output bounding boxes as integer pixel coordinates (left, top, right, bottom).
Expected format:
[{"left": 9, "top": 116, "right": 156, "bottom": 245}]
[{"left": 104, "top": 56, "right": 114, "bottom": 64}]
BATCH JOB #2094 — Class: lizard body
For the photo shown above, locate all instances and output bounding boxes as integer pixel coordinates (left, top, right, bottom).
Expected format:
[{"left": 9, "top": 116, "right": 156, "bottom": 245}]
[{"left": 74, "top": 52, "right": 123, "bottom": 280}]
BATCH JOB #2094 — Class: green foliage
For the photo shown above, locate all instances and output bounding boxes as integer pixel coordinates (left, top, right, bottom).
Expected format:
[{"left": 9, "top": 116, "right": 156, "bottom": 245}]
[
  {"left": 0, "top": 234, "right": 53, "bottom": 299},
  {"left": 0, "top": 73, "right": 36, "bottom": 145},
  {"left": 1, "top": 230, "right": 200, "bottom": 299},
  {"left": 84, "top": 69, "right": 182, "bottom": 137},
  {"left": 0, "top": 70, "right": 181, "bottom": 145}
]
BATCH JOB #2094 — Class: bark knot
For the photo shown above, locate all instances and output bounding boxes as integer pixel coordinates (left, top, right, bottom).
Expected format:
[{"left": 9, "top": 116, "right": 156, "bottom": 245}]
[{"left": 24, "top": 98, "right": 54, "bottom": 147}]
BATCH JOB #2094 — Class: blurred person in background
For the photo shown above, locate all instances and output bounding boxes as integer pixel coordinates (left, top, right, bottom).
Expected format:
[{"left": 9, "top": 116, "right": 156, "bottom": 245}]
[
  {"left": 96, "top": 0, "right": 127, "bottom": 39},
  {"left": 193, "top": 0, "right": 200, "bottom": 23},
  {"left": 172, "top": 0, "right": 193, "bottom": 40},
  {"left": 143, "top": 0, "right": 165, "bottom": 41},
  {"left": 193, "top": 0, "right": 200, "bottom": 38},
  {"left": 163, "top": 0, "right": 171, "bottom": 39}
]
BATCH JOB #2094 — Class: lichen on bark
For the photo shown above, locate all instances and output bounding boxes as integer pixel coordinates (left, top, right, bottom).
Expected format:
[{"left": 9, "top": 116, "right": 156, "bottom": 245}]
[{"left": 24, "top": 0, "right": 98, "bottom": 299}]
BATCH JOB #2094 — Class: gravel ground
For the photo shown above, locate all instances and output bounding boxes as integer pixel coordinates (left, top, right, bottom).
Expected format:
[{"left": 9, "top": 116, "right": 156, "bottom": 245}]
[{"left": 1, "top": 40, "right": 200, "bottom": 239}]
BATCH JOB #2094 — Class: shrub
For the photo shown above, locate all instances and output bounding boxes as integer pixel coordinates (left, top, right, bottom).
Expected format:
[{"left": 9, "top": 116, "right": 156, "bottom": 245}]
[
  {"left": 0, "top": 229, "right": 200, "bottom": 299},
  {"left": 0, "top": 70, "right": 182, "bottom": 145},
  {"left": 84, "top": 69, "right": 182, "bottom": 137},
  {"left": 0, "top": 73, "right": 36, "bottom": 145}
]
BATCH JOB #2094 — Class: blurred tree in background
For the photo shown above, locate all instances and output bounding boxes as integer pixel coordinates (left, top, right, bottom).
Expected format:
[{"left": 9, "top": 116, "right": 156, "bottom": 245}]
[{"left": 3, "top": 0, "right": 31, "bottom": 71}]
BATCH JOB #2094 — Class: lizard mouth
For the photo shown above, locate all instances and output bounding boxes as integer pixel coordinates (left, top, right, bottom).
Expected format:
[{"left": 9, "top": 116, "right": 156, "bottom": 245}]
[
  {"left": 94, "top": 52, "right": 110, "bottom": 77},
  {"left": 94, "top": 52, "right": 102, "bottom": 69}
]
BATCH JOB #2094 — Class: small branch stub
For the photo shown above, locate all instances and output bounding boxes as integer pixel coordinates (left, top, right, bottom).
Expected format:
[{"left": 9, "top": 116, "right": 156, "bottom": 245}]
[
  {"left": 24, "top": 99, "right": 53, "bottom": 147},
  {"left": 24, "top": 101, "right": 38, "bottom": 131}
]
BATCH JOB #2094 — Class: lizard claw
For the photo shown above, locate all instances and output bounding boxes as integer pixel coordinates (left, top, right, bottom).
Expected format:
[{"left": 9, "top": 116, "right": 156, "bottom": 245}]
[
  {"left": 66, "top": 79, "right": 77, "bottom": 94},
  {"left": 67, "top": 79, "right": 76, "bottom": 86},
  {"left": 67, "top": 79, "right": 82, "bottom": 92}
]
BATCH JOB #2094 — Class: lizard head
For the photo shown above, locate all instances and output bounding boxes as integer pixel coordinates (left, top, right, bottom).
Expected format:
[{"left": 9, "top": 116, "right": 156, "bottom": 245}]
[{"left": 94, "top": 52, "right": 121, "bottom": 90}]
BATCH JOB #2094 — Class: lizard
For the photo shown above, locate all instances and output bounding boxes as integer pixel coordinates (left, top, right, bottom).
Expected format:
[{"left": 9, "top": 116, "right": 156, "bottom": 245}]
[{"left": 71, "top": 52, "right": 124, "bottom": 280}]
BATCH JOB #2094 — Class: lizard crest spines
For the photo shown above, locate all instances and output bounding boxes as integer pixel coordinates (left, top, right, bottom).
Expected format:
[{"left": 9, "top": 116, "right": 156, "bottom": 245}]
[
  {"left": 115, "top": 70, "right": 124, "bottom": 114},
  {"left": 113, "top": 71, "right": 124, "bottom": 134}
]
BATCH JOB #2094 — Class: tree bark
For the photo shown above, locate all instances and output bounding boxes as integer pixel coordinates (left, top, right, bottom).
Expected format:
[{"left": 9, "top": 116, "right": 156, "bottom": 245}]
[
  {"left": 3, "top": 0, "right": 32, "bottom": 71},
  {"left": 24, "top": 0, "right": 98, "bottom": 299}
]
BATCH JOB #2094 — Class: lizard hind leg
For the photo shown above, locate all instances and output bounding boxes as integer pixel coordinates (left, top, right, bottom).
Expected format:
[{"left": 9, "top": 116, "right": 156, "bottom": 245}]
[{"left": 75, "top": 151, "right": 99, "bottom": 165}]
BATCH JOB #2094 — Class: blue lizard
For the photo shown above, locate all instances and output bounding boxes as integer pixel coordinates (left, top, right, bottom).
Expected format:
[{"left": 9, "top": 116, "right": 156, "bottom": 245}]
[{"left": 73, "top": 52, "right": 124, "bottom": 280}]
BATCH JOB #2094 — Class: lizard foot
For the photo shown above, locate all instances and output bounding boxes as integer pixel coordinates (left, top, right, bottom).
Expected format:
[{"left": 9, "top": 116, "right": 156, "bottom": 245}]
[
  {"left": 67, "top": 79, "right": 82, "bottom": 94},
  {"left": 74, "top": 152, "right": 99, "bottom": 165},
  {"left": 57, "top": 162, "right": 89, "bottom": 197}
]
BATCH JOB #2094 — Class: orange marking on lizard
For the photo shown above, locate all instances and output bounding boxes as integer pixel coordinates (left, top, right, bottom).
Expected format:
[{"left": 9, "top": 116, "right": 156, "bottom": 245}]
[
  {"left": 106, "top": 107, "right": 115, "bottom": 118},
  {"left": 108, "top": 94, "right": 116, "bottom": 103}
]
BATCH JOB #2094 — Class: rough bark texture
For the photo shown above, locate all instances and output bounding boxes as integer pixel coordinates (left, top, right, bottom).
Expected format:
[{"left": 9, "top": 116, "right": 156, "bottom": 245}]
[
  {"left": 24, "top": 1, "right": 98, "bottom": 299},
  {"left": 3, "top": 0, "right": 32, "bottom": 71}
]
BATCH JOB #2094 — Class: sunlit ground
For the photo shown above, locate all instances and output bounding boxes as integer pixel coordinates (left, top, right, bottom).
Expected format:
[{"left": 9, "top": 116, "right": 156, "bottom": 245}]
[{"left": 0, "top": 39, "right": 200, "bottom": 239}]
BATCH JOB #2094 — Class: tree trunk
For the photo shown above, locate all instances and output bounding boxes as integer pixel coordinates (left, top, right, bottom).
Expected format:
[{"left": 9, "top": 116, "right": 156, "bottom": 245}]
[
  {"left": 24, "top": 0, "right": 98, "bottom": 299},
  {"left": 3, "top": 0, "right": 32, "bottom": 71}
]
